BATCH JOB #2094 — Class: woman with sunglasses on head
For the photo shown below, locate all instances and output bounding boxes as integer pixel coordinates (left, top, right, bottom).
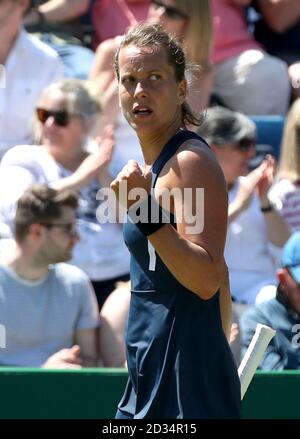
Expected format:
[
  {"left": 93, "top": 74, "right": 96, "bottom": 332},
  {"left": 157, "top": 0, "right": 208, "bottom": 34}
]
[
  {"left": 111, "top": 22, "right": 240, "bottom": 419},
  {"left": 0, "top": 79, "right": 133, "bottom": 366},
  {"left": 197, "top": 106, "right": 290, "bottom": 360},
  {"left": 148, "top": 0, "right": 213, "bottom": 113}
]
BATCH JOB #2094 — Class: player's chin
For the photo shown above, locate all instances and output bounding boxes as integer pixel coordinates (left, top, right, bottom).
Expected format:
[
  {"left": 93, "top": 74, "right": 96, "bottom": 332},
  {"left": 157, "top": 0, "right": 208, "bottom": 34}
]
[{"left": 130, "top": 118, "right": 156, "bottom": 134}]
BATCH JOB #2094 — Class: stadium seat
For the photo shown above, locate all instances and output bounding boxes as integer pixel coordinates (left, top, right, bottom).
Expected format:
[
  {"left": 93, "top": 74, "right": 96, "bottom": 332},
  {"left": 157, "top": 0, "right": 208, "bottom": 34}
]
[{"left": 250, "top": 115, "right": 285, "bottom": 160}]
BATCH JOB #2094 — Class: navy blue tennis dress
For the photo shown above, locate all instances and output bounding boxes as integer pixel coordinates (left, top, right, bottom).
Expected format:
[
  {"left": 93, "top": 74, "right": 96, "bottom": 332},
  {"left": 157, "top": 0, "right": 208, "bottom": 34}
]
[{"left": 116, "top": 129, "right": 241, "bottom": 419}]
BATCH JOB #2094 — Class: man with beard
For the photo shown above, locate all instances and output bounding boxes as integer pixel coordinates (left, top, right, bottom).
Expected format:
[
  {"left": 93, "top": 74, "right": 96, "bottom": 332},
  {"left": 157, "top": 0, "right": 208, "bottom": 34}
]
[{"left": 0, "top": 184, "right": 99, "bottom": 368}]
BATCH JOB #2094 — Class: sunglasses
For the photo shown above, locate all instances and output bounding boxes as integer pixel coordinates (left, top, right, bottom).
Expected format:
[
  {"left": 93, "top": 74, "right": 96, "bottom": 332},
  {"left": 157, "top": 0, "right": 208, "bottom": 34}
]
[
  {"left": 234, "top": 137, "right": 256, "bottom": 152},
  {"left": 36, "top": 108, "right": 71, "bottom": 127},
  {"left": 151, "top": 0, "right": 188, "bottom": 20},
  {"left": 41, "top": 222, "right": 78, "bottom": 236}
]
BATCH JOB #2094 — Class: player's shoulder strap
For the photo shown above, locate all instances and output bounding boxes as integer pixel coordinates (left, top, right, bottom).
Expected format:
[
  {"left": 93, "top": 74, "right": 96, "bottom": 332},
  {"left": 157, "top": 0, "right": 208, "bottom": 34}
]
[{"left": 151, "top": 128, "right": 209, "bottom": 187}]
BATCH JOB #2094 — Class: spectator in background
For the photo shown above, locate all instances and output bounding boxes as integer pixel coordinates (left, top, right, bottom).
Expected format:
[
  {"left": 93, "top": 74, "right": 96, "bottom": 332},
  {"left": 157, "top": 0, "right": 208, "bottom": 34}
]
[
  {"left": 197, "top": 106, "right": 290, "bottom": 306},
  {"left": 211, "top": 0, "right": 290, "bottom": 115},
  {"left": 0, "top": 77, "right": 129, "bottom": 368},
  {"left": 269, "top": 98, "right": 300, "bottom": 232},
  {"left": 197, "top": 106, "right": 290, "bottom": 362},
  {"left": 251, "top": 0, "right": 300, "bottom": 100},
  {"left": 148, "top": 0, "right": 213, "bottom": 114},
  {"left": 91, "top": 0, "right": 150, "bottom": 49},
  {"left": 241, "top": 232, "right": 300, "bottom": 370},
  {"left": 0, "top": 76, "right": 132, "bottom": 347},
  {"left": 0, "top": 184, "right": 99, "bottom": 368},
  {"left": 24, "top": 0, "right": 95, "bottom": 79},
  {"left": 0, "top": 0, "right": 63, "bottom": 156}
]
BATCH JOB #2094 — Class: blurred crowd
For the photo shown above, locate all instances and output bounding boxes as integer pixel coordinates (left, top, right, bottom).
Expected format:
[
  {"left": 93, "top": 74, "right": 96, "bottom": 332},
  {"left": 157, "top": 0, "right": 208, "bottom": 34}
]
[{"left": 1, "top": 0, "right": 300, "bottom": 370}]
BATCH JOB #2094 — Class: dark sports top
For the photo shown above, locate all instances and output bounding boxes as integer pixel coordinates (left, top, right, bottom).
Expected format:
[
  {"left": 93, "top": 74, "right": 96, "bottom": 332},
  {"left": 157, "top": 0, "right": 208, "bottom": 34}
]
[
  {"left": 254, "top": 19, "right": 300, "bottom": 55},
  {"left": 117, "top": 129, "right": 241, "bottom": 419}
]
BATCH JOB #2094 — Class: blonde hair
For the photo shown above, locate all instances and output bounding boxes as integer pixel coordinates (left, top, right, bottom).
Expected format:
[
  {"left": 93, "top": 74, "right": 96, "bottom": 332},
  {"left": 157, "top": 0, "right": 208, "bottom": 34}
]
[
  {"left": 171, "top": 0, "right": 213, "bottom": 66},
  {"left": 277, "top": 98, "right": 300, "bottom": 182},
  {"left": 34, "top": 78, "right": 102, "bottom": 142},
  {"left": 40, "top": 79, "right": 102, "bottom": 124}
]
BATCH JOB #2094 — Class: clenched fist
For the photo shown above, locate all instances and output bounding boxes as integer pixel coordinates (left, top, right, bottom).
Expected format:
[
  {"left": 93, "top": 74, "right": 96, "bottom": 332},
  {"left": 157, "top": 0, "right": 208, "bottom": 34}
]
[{"left": 110, "top": 160, "right": 151, "bottom": 209}]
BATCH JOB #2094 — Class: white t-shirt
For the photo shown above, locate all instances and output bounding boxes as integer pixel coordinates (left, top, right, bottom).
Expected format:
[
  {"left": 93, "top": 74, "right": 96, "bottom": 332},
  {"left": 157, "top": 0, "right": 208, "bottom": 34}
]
[
  {"left": 225, "top": 177, "right": 278, "bottom": 304},
  {"left": 109, "top": 112, "right": 143, "bottom": 177},
  {"left": 0, "top": 145, "right": 130, "bottom": 280},
  {"left": 0, "top": 29, "right": 63, "bottom": 155},
  {"left": 0, "top": 263, "right": 99, "bottom": 367},
  {"left": 269, "top": 178, "right": 300, "bottom": 232}
]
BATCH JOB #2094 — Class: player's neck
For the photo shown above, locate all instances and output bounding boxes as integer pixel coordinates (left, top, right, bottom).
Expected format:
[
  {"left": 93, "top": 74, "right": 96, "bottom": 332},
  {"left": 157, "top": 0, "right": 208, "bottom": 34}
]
[{"left": 138, "top": 119, "right": 184, "bottom": 166}]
